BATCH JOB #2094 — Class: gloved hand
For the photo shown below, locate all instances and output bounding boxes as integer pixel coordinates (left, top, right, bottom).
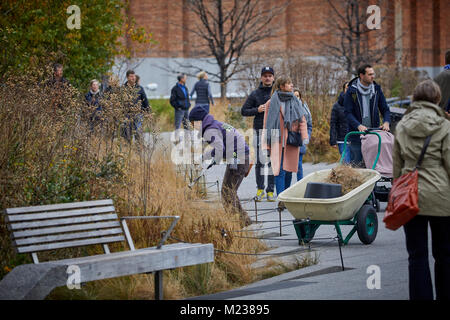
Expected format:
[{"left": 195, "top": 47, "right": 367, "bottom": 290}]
[{"left": 206, "top": 159, "right": 216, "bottom": 169}]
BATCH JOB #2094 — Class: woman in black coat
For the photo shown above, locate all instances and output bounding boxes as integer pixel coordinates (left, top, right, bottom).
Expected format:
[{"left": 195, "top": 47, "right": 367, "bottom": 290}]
[{"left": 330, "top": 82, "right": 350, "bottom": 163}]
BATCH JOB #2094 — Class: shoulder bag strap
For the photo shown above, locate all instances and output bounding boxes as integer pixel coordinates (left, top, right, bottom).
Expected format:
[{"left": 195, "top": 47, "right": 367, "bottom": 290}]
[{"left": 415, "top": 135, "right": 433, "bottom": 169}]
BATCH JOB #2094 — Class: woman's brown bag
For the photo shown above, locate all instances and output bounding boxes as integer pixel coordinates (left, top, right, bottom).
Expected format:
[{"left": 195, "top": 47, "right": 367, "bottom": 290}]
[{"left": 383, "top": 135, "right": 432, "bottom": 230}]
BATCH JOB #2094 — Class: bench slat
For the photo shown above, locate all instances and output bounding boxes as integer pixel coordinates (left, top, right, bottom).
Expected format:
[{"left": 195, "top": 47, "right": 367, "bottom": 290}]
[
  {"left": 4, "top": 199, "right": 113, "bottom": 214},
  {"left": 8, "top": 213, "right": 119, "bottom": 231},
  {"left": 5, "top": 206, "right": 116, "bottom": 222},
  {"left": 16, "top": 235, "right": 126, "bottom": 253},
  {"left": 11, "top": 221, "right": 121, "bottom": 238},
  {"left": 14, "top": 228, "right": 124, "bottom": 246}
]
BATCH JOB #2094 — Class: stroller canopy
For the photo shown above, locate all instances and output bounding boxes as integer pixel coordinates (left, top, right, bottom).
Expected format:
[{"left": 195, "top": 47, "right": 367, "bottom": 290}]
[{"left": 361, "top": 131, "right": 394, "bottom": 178}]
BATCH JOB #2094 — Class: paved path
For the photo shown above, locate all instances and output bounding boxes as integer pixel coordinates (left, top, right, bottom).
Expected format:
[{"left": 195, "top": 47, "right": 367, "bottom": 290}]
[
  {"left": 149, "top": 132, "right": 429, "bottom": 300},
  {"left": 189, "top": 161, "right": 432, "bottom": 300}
]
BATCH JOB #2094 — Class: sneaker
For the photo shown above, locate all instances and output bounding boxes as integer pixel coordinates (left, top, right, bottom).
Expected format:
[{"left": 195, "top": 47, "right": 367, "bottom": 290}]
[
  {"left": 266, "top": 192, "right": 275, "bottom": 202},
  {"left": 255, "top": 189, "right": 265, "bottom": 202}
]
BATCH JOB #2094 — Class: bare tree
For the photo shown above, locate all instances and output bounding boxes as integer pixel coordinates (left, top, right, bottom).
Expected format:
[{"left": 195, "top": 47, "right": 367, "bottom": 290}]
[
  {"left": 168, "top": 0, "right": 289, "bottom": 98},
  {"left": 320, "top": 0, "right": 400, "bottom": 75}
]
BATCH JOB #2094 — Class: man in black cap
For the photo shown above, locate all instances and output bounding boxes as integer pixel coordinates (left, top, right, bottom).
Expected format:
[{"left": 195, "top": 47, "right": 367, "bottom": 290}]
[{"left": 241, "top": 66, "right": 275, "bottom": 202}]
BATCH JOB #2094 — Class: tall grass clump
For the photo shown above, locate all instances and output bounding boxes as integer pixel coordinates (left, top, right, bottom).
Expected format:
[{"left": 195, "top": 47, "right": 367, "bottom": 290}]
[{"left": 0, "top": 61, "right": 271, "bottom": 299}]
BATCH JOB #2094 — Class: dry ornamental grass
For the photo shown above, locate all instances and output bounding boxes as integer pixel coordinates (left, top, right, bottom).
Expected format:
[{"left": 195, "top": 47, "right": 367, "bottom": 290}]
[{"left": 325, "top": 165, "right": 368, "bottom": 195}]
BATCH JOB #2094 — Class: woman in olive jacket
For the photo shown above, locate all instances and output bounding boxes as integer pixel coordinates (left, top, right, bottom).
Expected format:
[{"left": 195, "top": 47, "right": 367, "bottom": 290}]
[{"left": 392, "top": 80, "right": 450, "bottom": 300}]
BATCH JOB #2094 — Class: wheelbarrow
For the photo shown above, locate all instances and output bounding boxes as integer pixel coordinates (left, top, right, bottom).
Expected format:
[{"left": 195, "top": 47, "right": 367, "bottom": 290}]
[{"left": 277, "top": 131, "right": 382, "bottom": 245}]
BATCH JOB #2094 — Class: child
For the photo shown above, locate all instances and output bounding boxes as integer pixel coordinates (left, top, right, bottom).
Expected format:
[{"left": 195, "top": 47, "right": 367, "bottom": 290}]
[{"left": 188, "top": 106, "right": 252, "bottom": 226}]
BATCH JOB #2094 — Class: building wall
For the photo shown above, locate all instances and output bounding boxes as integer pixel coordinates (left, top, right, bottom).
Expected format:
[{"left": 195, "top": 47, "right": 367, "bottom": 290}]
[{"left": 125, "top": 0, "right": 449, "bottom": 97}]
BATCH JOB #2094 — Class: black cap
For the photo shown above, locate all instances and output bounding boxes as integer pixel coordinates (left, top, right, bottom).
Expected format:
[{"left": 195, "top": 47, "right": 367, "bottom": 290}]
[
  {"left": 188, "top": 105, "right": 209, "bottom": 122},
  {"left": 261, "top": 66, "right": 274, "bottom": 76}
]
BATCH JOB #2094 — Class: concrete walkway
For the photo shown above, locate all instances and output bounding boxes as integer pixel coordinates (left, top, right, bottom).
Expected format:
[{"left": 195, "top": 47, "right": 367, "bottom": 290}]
[
  {"left": 147, "top": 132, "right": 427, "bottom": 300},
  {"left": 189, "top": 161, "right": 427, "bottom": 300}
]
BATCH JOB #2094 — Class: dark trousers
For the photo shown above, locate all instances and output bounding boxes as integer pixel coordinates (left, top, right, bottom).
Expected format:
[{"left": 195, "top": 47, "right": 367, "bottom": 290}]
[
  {"left": 403, "top": 215, "right": 450, "bottom": 300},
  {"left": 349, "top": 141, "right": 365, "bottom": 168},
  {"left": 221, "top": 160, "right": 250, "bottom": 217},
  {"left": 255, "top": 130, "right": 274, "bottom": 192},
  {"left": 174, "top": 108, "right": 189, "bottom": 130}
]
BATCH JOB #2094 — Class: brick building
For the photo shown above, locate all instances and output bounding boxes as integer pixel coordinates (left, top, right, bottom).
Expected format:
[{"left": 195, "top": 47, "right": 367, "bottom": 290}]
[{"left": 121, "top": 0, "right": 449, "bottom": 98}]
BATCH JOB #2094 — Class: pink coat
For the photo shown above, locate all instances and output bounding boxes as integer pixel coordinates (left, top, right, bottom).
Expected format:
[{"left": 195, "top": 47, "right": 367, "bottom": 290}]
[{"left": 262, "top": 100, "right": 308, "bottom": 176}]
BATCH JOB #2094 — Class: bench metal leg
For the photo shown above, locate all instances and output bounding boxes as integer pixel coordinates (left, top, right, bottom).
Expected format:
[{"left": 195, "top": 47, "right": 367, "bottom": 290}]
[{"left": 154, "top": 271, "right": 163, "bottom": 300}]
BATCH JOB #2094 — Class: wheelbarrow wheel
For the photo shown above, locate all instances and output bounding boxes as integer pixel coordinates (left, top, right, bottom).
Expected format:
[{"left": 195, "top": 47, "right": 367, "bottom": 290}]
[{"left": 356, "top": 204, "right": 378, "bottom": 244}]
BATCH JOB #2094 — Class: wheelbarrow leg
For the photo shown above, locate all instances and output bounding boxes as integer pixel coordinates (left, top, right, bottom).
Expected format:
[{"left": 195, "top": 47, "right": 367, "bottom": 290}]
[{"left": 334, "top": 221, "right": 357, "bottom": 246}]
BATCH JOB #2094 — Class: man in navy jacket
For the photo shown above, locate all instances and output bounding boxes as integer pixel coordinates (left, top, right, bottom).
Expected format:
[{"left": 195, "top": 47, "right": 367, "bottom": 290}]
[
  {"left": 241, "top": 66, "right": 275, "bottom": 201},
  {"left": 170, "top": 73, "right": 191, "bottom": 130},
  {"left": 344, "top": 64, "right": 390, "bottom": 167}
]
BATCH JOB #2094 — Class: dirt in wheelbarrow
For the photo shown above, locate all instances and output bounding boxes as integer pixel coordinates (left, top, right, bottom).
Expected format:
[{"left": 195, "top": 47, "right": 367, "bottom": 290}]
[{"left": 325, "top": 165, "right": 368, "bottom": 195}]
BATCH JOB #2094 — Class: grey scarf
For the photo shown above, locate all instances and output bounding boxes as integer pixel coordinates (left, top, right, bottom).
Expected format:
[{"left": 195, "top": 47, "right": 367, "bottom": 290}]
[
  {"left": 356, "top": 78, "right": 375, "bottom": 126},
  {"left": 266, "top": 91, "right": 306, "bottom": 146}
]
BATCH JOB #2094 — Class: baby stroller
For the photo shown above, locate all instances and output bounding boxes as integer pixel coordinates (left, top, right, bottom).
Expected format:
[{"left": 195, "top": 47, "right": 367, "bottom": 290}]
[{"left": 361, "top": 128, "right": 394, "bottom": 212}]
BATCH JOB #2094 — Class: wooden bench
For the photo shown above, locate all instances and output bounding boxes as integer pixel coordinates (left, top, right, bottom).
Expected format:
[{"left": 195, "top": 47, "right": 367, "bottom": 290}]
[{"left": 0, "top": 199, "right": 214, "bottom": 300}]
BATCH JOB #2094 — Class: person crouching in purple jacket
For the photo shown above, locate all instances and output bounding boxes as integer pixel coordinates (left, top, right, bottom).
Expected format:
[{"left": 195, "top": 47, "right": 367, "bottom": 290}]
[{"left": 188, "top": 106, "right": 252, "bottom": 226}]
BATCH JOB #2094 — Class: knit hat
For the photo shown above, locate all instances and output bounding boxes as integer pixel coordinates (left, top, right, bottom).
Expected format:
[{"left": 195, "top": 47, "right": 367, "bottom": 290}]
[{"left": 188, "top": 105, "right": 208, "bottom": 122}]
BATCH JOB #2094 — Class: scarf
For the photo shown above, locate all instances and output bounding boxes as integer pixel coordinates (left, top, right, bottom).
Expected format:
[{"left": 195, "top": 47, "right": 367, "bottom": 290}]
[
  {"left": 444, "top": 64, "right": 450, "bottom": 70},
  {"left": 266, "top": 90, "right": 305, "bottom": 146},
  {"left": 357, "top": 78, "right": 375, "bottom": 126}
]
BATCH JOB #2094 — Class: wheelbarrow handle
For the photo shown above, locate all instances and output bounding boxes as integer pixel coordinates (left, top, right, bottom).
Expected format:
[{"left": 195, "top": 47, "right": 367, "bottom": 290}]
[{"left": 340, "top": 131, "right": 382, "bottom": 170}]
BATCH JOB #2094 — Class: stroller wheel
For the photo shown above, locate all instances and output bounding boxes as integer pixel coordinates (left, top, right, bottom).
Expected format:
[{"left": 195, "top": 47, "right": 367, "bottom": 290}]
[{"left": 371, "top": 192, "right": 380, "bottom": 212}]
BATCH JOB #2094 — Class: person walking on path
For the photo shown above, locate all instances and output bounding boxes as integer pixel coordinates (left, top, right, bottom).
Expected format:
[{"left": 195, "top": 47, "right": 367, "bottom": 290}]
[
  {"left": 188, "top": 106, "right": 251, "bottom": 227},
  {"left": 170, "top": 73, "right": 191, "bottom": 131},
  {"left": 330, "top": 82, "right": 351, "bottom": 164},
  {"left": 241, "top": 66, "right": 276, "bottom": 202},
  {"left": 85, "top": 79, "right": 103, "bottom": 129},
  {"left": 344, "top": 64, "right": 390, "bottom": 167},
  {"left": 293, "top": 88, "right": 312, "bottom": 181},
  {"left": 433, "top": 50, "right": 450, "bottom": 111},
  {"left": 45, "top": 63, "right": 71, "bottom": 110},
  {"left": 262, "top": 76, "right": 308, "bottom": 198},
  {"left": 190, "top": 71, "right": 215, "bottom": 114},
  {"left": 122, "top": 70, "right": 150, "bottom": 142},
  {"left": 392, "top": 80, "right": 450, "bottom": 300}
]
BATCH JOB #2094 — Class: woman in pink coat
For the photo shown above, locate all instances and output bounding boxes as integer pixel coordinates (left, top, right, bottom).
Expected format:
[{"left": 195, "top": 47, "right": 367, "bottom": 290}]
[{"left": 262, "top": 76, "right": 308, "bottom": 200}]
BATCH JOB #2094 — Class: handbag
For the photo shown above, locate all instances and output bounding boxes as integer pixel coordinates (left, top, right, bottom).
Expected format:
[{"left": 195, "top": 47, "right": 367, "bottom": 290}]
[
  {"left": 287, "top": 130, "right": 303, "bottom": 147},
  {"left": 383, "top": 135, "right": 432, "bottom": 230}
]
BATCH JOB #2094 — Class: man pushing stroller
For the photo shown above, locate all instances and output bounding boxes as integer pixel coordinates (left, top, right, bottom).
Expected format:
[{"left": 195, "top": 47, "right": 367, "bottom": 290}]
[{"left": 344, "top": 64, "right": 391, "bottom": 167}]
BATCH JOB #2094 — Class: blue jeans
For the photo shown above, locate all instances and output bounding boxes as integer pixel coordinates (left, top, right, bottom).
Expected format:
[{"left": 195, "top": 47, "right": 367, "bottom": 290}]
[
  {"left": 174, "top": 108, "right": 189, "bottom": 130},
  {"left": 275, "top": 151, "right": 292, "bottom": 196},
  {"left": 121, "top": 113, "right": 143, "bottom": 142},
  {"left": 297, "top": 152, "right": 304, "bottom": 181},
  {"left": 349, "top": 141, "right": 365, "bottom": 167},
  {"left": 338, "top": 143, "right": 351, "bottom": 164}
]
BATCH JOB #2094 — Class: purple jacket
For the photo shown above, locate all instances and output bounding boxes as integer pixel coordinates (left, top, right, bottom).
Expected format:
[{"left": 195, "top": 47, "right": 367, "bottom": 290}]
[{"left": 201, "top": 114, "right": 249, "bottom": 163}]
